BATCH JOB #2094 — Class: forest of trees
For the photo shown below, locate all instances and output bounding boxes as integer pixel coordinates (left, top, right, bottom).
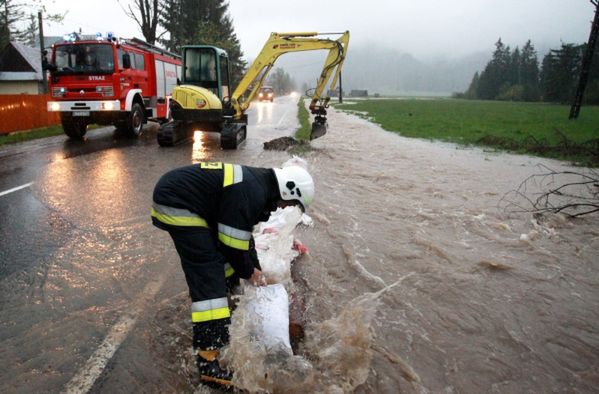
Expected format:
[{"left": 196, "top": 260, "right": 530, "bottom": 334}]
[
  {"left": 459, "top": 37, "right": 599, "bottom": 104},
  {"left": 1, "top": 0, "right": 246, "bottom": 85}
]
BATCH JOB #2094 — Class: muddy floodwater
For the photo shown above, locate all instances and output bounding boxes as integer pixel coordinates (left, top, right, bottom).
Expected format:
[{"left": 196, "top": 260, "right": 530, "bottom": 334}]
[
  {"left": 1, "top": 97, "right": 597, "bottom": 393},
  {"left": 152, "top": 103, "right": 599, "bottom": 393},
  {"left": 298, "top": 107, "right": 599, "bottom": 393}
]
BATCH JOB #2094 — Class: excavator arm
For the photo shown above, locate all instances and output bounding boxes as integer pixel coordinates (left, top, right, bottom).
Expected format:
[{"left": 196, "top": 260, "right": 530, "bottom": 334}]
[
  {"left": 158, "top": 31, "right": 349, "bottom": 148},
  {"left": 230, "top": 31, "right": 349, "bottom": 138}
]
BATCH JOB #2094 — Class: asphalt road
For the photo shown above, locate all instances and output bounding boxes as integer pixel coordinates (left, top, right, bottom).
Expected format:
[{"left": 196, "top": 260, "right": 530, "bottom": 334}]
[{"left": 0, "top": 95, "right": 298, "bottom": 393}]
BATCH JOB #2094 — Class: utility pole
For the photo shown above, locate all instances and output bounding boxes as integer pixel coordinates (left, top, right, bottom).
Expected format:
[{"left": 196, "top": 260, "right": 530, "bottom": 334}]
[
  {"left": 38, "top": 10, "right": 47, "bottom": 94},
  {"left": 339, "top": 71, "right": 343, "bottom": 103},
  {"left": 569, "top": 0, "right": 599, "bottom": 119}
]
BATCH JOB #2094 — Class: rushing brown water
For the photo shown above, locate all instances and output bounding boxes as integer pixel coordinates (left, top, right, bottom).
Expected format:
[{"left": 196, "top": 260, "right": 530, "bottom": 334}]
[
  {"left": 4, "top": 96, "right": 596, "bottom": 393},
  {"left": 294, "top": 106, "right": 599, "bottom": 393},
  {"left": 157, "top": 101, "right": 599, "bottom": 393}
]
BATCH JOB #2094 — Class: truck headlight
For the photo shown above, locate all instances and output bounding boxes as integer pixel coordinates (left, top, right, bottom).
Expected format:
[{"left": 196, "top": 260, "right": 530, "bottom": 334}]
[
  {"left": 101, "top": 101, "right": 115, "bottom": 110},
  {"left": 50, "top": 102, "right": 60, "bottom": 111}
]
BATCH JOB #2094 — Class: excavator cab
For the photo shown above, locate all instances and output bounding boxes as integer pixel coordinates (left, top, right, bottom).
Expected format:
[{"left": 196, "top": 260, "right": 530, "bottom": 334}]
[
  {"left": 182, "top": 46, "right": 231, "bottom": 102},
  {"left": 158, "top": 45, "right": 244, "bottom": 148}
]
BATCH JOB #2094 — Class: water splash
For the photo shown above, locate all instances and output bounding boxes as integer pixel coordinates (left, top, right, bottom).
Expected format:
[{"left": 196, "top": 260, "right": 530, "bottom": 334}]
[{"left": 223, "top": 279, "right": 408, "bottom": 393}]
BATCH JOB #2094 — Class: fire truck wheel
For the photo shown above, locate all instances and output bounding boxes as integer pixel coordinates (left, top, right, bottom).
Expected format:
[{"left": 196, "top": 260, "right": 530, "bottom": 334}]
[
  {"left": 62, "top": 115, "right": 88, "bottom": 140},
  {"left": 127, "top": 103, "right": 146, "bottom": 137}
]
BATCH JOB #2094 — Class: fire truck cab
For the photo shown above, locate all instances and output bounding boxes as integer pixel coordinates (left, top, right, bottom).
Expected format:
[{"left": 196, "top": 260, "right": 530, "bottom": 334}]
[{"left": 47, "top": 34, "right": 181, "bottom": 139}]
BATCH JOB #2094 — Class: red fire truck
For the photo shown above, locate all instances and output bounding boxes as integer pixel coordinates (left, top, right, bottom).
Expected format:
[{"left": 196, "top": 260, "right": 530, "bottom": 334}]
[{"left": 47, "top": 34, "right": 181, "bottom": 139}]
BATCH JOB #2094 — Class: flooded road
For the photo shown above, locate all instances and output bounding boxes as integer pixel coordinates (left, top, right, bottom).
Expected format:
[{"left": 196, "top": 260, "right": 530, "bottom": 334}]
[
  {"left": 300, "top": 108, "right": 599, "bottom": 393},
  {"left": 1, "top": 94, "right": 598, "bottom": 393}
]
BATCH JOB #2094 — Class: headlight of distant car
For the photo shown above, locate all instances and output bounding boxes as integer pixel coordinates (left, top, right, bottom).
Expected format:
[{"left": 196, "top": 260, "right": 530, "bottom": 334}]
[
  {"left": 268, "top": 92, "right": 273, "bottom": 97},
  {"left": 259, "top": 93, "right": 263, "bottom": 98}
]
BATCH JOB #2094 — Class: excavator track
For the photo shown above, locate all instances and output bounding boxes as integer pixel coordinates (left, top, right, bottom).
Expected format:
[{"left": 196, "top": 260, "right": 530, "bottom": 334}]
[{"left": 157, "top": 121, "right": 193, "bottom": 146}]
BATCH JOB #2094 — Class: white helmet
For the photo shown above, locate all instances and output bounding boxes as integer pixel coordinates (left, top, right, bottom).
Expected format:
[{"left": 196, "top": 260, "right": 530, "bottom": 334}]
[{"left": 273, "top": 166, "right": 314, "bottom": 210}]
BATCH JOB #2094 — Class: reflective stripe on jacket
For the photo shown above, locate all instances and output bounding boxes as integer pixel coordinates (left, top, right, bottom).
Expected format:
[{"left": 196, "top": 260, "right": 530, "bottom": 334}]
[{"left": 151, "top": 162, "right": 278, "bottom": 278}]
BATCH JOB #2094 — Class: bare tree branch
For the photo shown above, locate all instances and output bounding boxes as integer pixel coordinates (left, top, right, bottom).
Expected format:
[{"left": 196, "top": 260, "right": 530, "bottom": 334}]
[
  {"left": 500, "top": 164, "right": 599, "bottom": 218},
  {"left": 118, "top": 0, "right": 160, "bottom": 44}
]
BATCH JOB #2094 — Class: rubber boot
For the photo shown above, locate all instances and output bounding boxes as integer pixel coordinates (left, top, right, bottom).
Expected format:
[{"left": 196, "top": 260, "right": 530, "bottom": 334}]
[
  {"left": 196, "top": 348, "right": 233, "bottom": 389},
  {"left": 193, "top": 318, "right": 233, "bottom": 390}
]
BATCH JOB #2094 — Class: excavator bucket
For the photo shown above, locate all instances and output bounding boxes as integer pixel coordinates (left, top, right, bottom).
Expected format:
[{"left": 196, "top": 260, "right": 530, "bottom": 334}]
[{"left": 310, "top": 116, "right": 328, "bottom": 140}]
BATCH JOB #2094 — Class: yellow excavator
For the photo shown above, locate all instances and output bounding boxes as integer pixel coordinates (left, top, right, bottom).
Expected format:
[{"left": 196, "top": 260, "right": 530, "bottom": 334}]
[{"left": 157, "top": 31, "right": 350, "bottom": 148}]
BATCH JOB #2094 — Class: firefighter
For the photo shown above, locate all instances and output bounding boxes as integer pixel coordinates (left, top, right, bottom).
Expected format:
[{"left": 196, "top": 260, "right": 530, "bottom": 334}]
[{"left": 151, "top": 161, "right": 314, "bottom": 388}]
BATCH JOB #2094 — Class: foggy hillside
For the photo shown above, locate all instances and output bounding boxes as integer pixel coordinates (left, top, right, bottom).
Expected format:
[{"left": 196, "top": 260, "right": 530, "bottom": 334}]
[{"left": 271, "top": 44, "right": 490, "bottom": 96}]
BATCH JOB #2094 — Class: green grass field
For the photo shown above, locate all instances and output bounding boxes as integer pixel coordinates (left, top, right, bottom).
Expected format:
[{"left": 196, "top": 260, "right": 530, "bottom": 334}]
[{"left": 334, "top": 99, "right": 599, "bottom": 166}]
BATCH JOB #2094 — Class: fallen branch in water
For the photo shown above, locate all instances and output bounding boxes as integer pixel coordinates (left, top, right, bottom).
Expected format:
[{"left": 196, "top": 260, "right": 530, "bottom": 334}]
[{"left": 500, "top": 164, "right": 599, "bottom": 217}]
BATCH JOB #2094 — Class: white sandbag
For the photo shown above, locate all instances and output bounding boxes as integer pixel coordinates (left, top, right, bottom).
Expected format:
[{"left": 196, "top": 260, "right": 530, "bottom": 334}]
[
  {"left": 233, "top": 169, "right": 310, "bottom": 357},
  {"left": 244, "top": 284, "right": 292, "bottom": 353},
  {"left": 254, "top": 206, "right": 303, "bottom": 283}
]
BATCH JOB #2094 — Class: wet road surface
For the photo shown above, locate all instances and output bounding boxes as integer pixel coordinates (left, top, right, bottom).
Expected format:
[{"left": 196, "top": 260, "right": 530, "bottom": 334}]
[
  {"left": 1, "top": 94, "right": 598, "bottom": 393},
  {"left": 0, "top": 96, "right": 298, "bottom": 393}
]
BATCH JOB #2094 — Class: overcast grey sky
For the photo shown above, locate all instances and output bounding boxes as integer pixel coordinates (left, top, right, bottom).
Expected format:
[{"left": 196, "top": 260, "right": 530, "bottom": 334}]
[{"left": 42, "top": 0, "right": 595, "bottom": 59}]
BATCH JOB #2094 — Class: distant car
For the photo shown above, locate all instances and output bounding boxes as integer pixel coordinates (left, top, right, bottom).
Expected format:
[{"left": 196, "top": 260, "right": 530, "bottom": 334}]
[{"left": 258, "top": 86, "right": 274, "bottom": 102}]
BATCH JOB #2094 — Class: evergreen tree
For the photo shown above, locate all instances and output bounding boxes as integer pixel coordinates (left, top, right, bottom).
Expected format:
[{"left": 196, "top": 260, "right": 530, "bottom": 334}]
[
  {"left": 520, "top": 40, "right": 540, "bottom": 101},
  {"left": 0, "top": 0, "right": 25, "bottom": 49},
  {"left": 496, "top": 46, "right": 521, "bottom": 100},
  {"left": 160, "top": 0, "right": 191, "bottom": 52},
  {"left": 463, "top": 38, "right": 540, "bottom": 102},
  {"left": 540, "top": 43, "right": 583, "bottom": 103},
  {"left": 161, "top": 0, "right": 246, "bottom": 87},
  {"left": 477, "top": 38, "right": 511, "bottom": 99},
  {"left": 463, "top": 71, "right": 479, "bottom": 99},
  {"left": 510, "top": 47, "right": 521, "bottom": 85}
]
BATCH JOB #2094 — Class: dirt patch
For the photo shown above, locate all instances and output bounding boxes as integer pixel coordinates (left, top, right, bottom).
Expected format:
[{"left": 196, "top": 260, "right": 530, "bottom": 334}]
[{"left": 263, "top": 136, "right": 300, "bottom": 151}]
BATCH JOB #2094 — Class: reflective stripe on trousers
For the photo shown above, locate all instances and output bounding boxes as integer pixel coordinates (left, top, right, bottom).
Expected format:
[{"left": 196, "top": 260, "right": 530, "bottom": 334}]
[{"left": 192, "top": 297, "right": 230, "bottom": 323}]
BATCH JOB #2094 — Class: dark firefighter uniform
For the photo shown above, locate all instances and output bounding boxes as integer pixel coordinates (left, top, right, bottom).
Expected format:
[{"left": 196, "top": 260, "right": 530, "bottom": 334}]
[{"left": 151, "top": 162, "right": 280, "bottom": 352}]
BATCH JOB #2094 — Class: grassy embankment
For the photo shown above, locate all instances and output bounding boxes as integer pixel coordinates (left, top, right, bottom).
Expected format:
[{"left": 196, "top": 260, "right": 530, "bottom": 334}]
[
  {"left": 0, "top": 125, "right": 65, "bottom": 146},
  {"left": 334, "top": 99, "right": 599, "bottom": 166},
  {"left": 0, "top": 124, "right": 105, "bottom": 146},
  {"left": 295, "top": 97, "right": 312, "bottom": 141}
]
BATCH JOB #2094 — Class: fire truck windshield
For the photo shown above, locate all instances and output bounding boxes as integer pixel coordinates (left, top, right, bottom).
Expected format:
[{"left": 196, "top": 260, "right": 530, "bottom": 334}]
[{"left": 53, "top": 44, "right": 114, "bottom": 75}]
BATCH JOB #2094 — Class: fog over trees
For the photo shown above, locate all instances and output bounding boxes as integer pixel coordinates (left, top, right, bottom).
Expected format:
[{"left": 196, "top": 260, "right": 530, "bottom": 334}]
[{"left": 274, "top": 45, "right": 490, "bottom": 96}]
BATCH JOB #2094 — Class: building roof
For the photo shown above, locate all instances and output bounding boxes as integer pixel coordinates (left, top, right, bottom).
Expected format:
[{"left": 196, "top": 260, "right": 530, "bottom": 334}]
[
  {"left": 40, "top": 36, "right": 65, "bottom": 49},
  {"left": 0, "top": 41, "right": 42, "bottom": 81}
]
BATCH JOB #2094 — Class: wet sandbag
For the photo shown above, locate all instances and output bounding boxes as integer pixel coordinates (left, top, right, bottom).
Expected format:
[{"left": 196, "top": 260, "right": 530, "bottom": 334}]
[{"left": 245, "top": 283, "right": 292, "bottom": 354}]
